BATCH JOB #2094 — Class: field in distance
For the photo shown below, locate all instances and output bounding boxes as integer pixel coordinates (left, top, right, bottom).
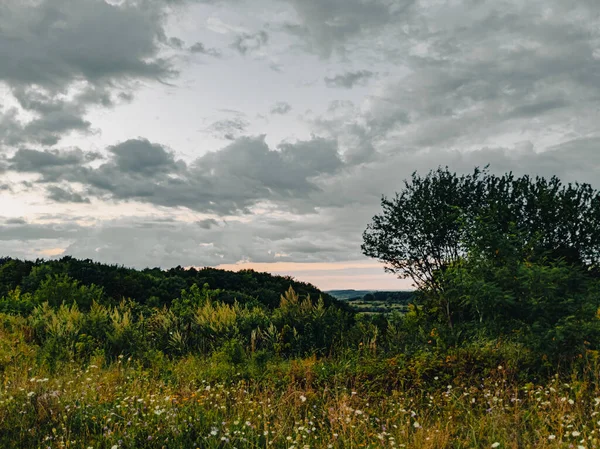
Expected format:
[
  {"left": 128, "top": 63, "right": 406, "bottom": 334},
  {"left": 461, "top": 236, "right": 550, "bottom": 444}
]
[{"left": 327, "top": 290, "right": 414, "bottom": 314}]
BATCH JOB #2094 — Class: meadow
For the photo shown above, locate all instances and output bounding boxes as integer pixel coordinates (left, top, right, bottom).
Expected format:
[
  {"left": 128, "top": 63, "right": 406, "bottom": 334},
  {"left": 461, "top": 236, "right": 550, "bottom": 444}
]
[
  {"left": 1, "top": 276, "right": 600, "bottom": 449},
  {"left": 3, "top": 330, "right": 600, "bottom": 449}
]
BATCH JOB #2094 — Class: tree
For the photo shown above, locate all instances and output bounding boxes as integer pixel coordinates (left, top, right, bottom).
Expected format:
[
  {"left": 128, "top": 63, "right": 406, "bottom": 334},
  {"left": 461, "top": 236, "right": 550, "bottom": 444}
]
[
  {"left": 362, "top": 167, "right": 488, "bottom": 293},
  {"left": 362, "top": 167, "right": 600, "bottom": 326}
]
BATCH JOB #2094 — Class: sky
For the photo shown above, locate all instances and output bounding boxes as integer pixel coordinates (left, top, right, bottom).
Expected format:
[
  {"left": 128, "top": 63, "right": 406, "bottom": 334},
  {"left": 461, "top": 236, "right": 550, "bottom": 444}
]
[{"left": 1, "top": 0, "right": 599, "bottom": 291}]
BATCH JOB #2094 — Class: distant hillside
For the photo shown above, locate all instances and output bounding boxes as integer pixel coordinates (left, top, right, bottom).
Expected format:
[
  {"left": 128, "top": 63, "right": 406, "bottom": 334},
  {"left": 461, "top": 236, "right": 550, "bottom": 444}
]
[
  {"left": 0, "top": 256, "right": 349, "bottom": 311},
  {"left": 326, "top": 290, "right": 376, "bottom": 300},
  {"left": 328, "top": 289, "right": 414, "bottom": 301}
]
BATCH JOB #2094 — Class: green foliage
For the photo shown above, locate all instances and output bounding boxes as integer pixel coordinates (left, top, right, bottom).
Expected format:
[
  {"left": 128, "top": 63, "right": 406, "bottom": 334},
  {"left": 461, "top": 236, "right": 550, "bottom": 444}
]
[
  {"left": 33, "top": 274, "right": 104, "bottom": 309},
  {"left": 0, "top": 287, "right": 36, "bottom": 315},
  {"left": 362, "top": 167, "right": 600, "bottom": 291},
  {"left": 442, "top": 251, "right": 600, "bottom": 365},
  {"left": 0, "top": 256, "right": 348, "bottom": 311},
  {"left": 363, "top": 167, "right": 600, "bottom": 368}
]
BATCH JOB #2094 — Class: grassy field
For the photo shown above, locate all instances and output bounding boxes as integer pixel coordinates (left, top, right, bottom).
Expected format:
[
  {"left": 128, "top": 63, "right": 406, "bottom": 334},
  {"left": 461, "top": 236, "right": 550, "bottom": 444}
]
[
  {"left": 1, "top": 258, "right": 600, "bottom": 448},
  {"left": 3, "top": 326, "right": 600, "bottom": 449},
  {"left": 345, "top": 297, "right": 408, "bottom": 314}
]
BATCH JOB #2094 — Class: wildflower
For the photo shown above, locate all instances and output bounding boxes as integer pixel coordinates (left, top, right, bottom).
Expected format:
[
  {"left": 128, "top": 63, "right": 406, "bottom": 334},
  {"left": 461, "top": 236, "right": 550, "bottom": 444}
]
[
  {"left": 300, "top": 395, "right": 307, "bottom": 402},
  {"left": 548, "top": 435, "right": 556, "bottom": 440},
  {"left": 573, "top": 431, "right": 581, "bottom": 437},
  {"left": 413, "top": 422, "right": 421, "bottom": 428},
  {"left": 491, "top": 443, "right": 500, "bottom": 448}
]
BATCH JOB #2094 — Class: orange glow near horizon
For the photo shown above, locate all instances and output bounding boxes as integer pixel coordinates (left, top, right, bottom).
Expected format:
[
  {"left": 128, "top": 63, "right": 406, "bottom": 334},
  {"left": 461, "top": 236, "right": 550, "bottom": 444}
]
[{"left": 211, "top": 260, "right": 414, "bottom": 291}]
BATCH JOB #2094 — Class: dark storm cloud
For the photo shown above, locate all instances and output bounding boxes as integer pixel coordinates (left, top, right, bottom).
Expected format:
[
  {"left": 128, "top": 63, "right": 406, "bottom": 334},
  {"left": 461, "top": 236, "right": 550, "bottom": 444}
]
[{"left": 324, "top": 70, "right": 374, "bottom": 89}]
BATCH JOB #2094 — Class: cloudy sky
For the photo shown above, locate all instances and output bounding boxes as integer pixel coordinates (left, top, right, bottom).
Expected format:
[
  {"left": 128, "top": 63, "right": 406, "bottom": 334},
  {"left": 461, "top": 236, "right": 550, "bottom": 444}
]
[{"left": 1, "top": 0, "right": 599, "bottom": 290}]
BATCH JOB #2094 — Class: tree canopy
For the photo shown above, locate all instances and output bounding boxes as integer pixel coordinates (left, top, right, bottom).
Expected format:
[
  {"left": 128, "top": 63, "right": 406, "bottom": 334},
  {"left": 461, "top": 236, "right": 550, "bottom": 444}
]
[
  {"left": 362, "top": 167, "right": 600, "bottom": 292},
  {"left": 0, "top": 256, "right": 347, "bottom": 312}
]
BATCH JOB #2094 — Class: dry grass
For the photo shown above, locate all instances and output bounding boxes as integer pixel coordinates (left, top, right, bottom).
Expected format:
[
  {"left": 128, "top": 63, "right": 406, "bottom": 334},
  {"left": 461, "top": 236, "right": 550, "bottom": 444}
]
[{"left": 2, "top": 348, "right": 600, "bottom": 449}]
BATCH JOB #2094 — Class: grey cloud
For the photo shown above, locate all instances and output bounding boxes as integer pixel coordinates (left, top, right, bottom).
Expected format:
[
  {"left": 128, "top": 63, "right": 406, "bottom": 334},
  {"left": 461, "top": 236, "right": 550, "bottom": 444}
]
[
  {"left": 304, "top": 0, "right": 600, "bottom": 164},
  {"left": 7, "top": 135, "right": 344, "bottom": 214},
  {"left": 185, "top": 136, "right": 343, "bottom": 209},
  {"left": 0, "top": 221, "right": 81, "bottom": 241},
  {"left": 46, "top": 186, "right": 91, "bottom": 204},
  {"left": 196, "top": 218, "right": 220, "bottom": 229},
  {"left": 309, "top": 102, "right": 377, "bottom": 164},
  {"left": 0, "top": 0, "right": 177, "bottom": 146},
  {"left": 232, "top": 30, "right": 269, "bottom": 55},
  {"left": 310, "top": 138, "right": 600, "bottom": 212},
  {"left": 58, "top": 215, "right": 360, "bottom": 268},
  {"left": 10, "top": 148, "right": 87, "bottom": 172},
  {"left": 282, "top": 0, "right": 416, "bottom": 57},
  {"left": 4, "top": 139, "right": 600, "bottom": 269},
  {"left": 169, "top": 37, "right": 185, "bottom": 49},
  {"left": 4, "top": 217, "right": 26, "bottom": 225},
  {"left": 324, "top": 70, "right": 374, "bottom": 88},
  {"left": 189, "top": 42, "right": 222, "bottom": 57},
  {"left": 108, "top": 139, "right": 182, "bottom": 175},
  {"left": 205, "top": 117, "right": 249, "bottom": 140},
  {"left": 270, "top": 102, "right": 292, "bottom": 115},
  {"left": 0, "top": 0, "right": 171, "bottom": 90}
]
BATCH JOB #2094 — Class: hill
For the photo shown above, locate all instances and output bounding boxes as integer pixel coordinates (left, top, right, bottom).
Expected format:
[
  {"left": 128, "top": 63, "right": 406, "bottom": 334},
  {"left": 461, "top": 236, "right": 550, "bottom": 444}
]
[
  {"left": 326, "top": 289, "right": 375, "bottom": 300},
  {"left": 0, "top": 256, "right": 349, "bottom": 311}
]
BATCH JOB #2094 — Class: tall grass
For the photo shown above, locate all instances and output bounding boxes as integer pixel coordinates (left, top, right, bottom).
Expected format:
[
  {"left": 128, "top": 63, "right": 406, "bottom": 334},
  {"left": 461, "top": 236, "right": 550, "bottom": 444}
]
[{"left": 2, "top": 310, "right": 600, "bottom": 448}]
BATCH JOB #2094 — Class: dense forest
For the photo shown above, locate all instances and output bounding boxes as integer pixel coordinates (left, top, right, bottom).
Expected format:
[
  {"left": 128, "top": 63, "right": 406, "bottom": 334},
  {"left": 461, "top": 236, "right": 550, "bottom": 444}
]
[
  {"left": 0, "top": 256, "right": 345, "bottom": 311},
  {"left": 2, "top": 168, "right": 600, "bottom": 448}
]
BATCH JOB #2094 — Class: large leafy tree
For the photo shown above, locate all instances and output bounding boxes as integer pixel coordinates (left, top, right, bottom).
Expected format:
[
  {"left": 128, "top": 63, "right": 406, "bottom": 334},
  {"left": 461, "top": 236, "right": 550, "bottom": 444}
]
[{"left": 362, "top": 167, "right": 600, "bottom": 327}]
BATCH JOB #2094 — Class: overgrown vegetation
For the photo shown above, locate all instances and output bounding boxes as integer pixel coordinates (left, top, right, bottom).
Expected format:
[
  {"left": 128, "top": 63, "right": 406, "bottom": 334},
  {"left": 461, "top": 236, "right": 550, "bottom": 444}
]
[{"left": 2, "top": 167, "right": 600, "bottom": 448}]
